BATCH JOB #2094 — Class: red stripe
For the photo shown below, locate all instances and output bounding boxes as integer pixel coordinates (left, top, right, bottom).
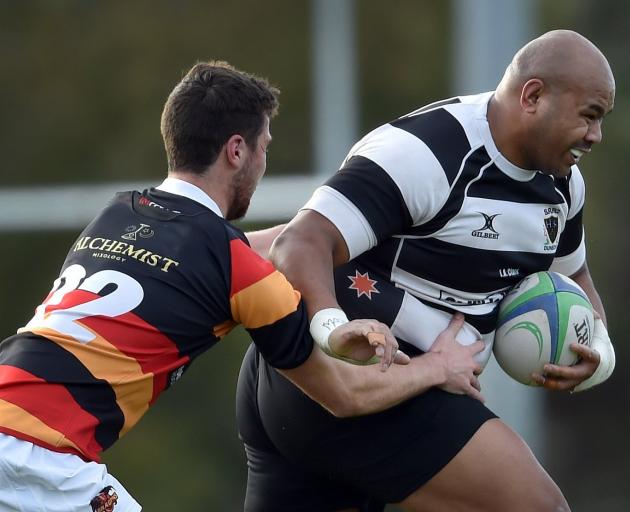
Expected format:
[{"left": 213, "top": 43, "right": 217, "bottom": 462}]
[
  {"left": 230, "top": 239, "right": 275, "bottom": 296},
  {"left": 0, "top": 365, "right": 102, "bottom": 460},
  {"left": 82, "top": 314, "right": 189, "bottom": 402},
  {"left": 44, "top": 289, "right": 94, "bottom": 315},
  {"left": 45, "top": 289, "right": 188, "bottom": 403}
]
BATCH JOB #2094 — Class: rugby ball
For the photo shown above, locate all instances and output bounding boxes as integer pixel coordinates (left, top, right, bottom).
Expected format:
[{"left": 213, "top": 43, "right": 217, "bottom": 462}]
[{"left": 494, "top": 271, "right": 593, "bottom": 385}]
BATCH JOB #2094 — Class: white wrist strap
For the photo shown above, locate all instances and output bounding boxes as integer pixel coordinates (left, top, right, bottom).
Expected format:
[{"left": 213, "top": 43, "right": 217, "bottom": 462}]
[
  {"left": 309, "top": 308, "right": 349, "bottom": 356},
  {"left": 573, "top": 318, "right": 615, "bottom": 392}
]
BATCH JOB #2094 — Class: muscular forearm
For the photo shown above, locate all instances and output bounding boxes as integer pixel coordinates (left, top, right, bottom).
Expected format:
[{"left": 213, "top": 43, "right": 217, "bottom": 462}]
[
  {"left": 336, "top": 354, "right": 447, "bottom": 416},
  {"left": 281, "top": 349, "right": 444, "bottom": 417}
]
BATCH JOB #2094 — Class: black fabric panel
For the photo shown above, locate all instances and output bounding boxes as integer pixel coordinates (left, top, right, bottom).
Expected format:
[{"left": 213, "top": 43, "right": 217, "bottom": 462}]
[
  {"left": 247, "top": 302, "right": 313, "bottom": 370},
  {"left": 391, "top": 107, "right": 471, "bottom": 186},
  {"left": 408, "top": 146, "right": 491, "bottom": 236},
  {"left": 334, "top": 260, "right": 404, "bottom": 327},
  {"left": 467, "top": 166, "right": 566, "bottom": 205},
  {"left": 0, "top": 333, "right": 123, "bottom": 450},
  {"left": 555, "top": 208, "right": 584, "bottom": 258},
  {"left": 325, "top": 156, "right": 413, "bottom": 242},
  {"left": 396, "top": 237, "right": 555, "bottom": 294}
]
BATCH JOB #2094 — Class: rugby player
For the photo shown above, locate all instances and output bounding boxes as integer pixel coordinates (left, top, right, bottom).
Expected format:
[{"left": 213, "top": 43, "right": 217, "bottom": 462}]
[{"left": 237, "top": 30, "right": 616, "bottom": 511}]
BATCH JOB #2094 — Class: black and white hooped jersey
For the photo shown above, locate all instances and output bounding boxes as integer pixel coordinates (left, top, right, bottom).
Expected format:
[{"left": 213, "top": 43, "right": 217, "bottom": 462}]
[{"left": 305, "top": 92, "right": 586, "bottom": 360}]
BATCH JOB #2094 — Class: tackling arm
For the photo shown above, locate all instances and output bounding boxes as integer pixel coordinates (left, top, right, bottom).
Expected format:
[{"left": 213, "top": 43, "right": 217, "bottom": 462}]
[{"left": 279, "top": 314, "right": 485, "bottom": 417}]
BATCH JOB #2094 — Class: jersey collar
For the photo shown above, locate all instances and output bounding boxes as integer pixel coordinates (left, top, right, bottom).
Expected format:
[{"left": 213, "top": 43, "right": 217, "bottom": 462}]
[{"left": 156, "top": 177, "right": 224, "bottom": 218}]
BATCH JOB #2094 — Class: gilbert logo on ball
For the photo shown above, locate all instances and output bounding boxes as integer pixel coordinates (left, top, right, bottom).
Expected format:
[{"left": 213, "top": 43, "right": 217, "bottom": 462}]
[{"left": 494, "top": 271, "right": 594, "bottom": 385}]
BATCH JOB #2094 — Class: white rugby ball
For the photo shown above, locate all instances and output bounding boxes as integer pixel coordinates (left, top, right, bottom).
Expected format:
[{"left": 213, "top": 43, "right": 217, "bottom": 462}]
[{"left": 494, "top": 271, "right": 593, "bottom": 385}]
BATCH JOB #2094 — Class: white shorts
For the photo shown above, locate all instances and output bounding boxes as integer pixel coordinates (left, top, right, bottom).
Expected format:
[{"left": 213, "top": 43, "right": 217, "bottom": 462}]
[{"left": 0, "top": 433, "right": 141, "bottom": 512}]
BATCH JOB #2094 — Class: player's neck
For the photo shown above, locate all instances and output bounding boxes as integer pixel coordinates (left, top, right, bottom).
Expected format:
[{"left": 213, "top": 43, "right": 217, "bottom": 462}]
[
  {"left": 167, "top": 168, "right": 230, "bottom": 217},
  {"left": 487, "top": 95, "right": 528, "bottom": 171}
]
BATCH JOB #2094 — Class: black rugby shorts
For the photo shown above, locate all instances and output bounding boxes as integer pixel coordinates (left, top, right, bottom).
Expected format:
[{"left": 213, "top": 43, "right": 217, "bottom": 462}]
[{"left": 236, "top": 344, "right": 497, "bottom": 511}]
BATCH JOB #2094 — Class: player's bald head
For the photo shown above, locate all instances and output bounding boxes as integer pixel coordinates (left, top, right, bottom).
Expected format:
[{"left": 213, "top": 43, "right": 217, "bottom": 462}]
[{"left": 500, "top": 30, "right": 614, "bottom": 94}]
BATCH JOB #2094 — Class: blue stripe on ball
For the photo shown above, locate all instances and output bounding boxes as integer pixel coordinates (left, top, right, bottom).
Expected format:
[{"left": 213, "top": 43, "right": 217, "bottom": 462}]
[{"left": 548, "top": 272, "right": 588, "bottom": 298}]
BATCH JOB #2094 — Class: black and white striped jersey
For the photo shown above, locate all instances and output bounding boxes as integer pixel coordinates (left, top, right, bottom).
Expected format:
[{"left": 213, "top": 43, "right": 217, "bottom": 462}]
[{"left": 304, "top": 92, "right": 586, "bottom": 363}]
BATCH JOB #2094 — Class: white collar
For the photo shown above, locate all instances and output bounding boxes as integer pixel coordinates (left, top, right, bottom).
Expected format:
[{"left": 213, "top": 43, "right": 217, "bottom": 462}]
[{"left": 156, "top": 177, "right": 224, "bottom": 218}]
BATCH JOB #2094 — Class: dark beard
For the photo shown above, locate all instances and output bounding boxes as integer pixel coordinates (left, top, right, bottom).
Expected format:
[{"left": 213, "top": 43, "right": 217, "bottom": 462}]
[
  {"left": 225, "top": 196, "right": 251, "bottom": 221},
  {"left": 225, "top": 165, "right": 254, "bottom": 221}
]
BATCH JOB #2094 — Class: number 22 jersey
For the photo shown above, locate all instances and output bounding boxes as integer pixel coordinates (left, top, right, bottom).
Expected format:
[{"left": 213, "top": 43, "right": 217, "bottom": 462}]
[{"left": 0, "top": 178, "right": 312, "bottom": 462}]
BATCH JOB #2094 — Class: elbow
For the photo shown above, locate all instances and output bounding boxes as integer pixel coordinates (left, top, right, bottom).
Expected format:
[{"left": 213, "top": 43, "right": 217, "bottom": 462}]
[{"left": 268, "top": 229, "right": 291, "bottom": 268}]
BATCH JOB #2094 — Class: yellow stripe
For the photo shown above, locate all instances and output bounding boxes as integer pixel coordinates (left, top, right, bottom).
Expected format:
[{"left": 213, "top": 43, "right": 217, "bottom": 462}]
[
  {"left": 25, "top": 326, "right": 152, "bottom": 437},
  {"left": 230, "top": 271, "right": 301, "bottom": 328},
  {"left": 0, "top": 398, "right": 81, "bottom": 452}
]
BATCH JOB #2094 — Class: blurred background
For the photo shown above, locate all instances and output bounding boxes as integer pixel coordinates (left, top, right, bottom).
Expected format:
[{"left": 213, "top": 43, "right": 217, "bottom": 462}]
[{"left": 1, "top": 0, "right": 628, "bottom": 510}]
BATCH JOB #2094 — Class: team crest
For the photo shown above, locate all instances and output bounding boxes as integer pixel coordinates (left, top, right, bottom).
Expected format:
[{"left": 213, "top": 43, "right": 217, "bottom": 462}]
[
  {"left": 90, "top": 486, "right": 118, "bottom": 512},
  {"left": 544, "top": 214, "right": 559, "bottom": 245},
  {"left": 348, "top": 270, "right": 380, "bottom": 299}
]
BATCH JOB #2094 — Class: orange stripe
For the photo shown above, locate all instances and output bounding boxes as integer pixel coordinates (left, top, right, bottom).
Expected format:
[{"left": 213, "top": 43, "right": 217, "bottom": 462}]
[
  {"left": 213, "top": 319, "right": 237, "bottom": 339},
  {"left": 230, "top": 271, "right": 301, "bottom": 328},
  {"left": 24, "top": 326, "right": 152, "bottom": 437},
  {"left": 0, "top": 398, "right": 81, "bottom": 452}
]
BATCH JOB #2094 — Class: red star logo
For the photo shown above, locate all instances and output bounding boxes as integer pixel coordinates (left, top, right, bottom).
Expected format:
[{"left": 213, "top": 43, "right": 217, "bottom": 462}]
[{"left": 348, "top": 270, "right": 380, "bottom": 299}]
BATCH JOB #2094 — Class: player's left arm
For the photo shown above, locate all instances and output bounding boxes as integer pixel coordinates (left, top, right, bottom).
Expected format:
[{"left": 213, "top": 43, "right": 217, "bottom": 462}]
[
  {"left": 537, "top": 170, "right": 615, "bottom": 392},
  {"left": 533, "top": 262, "right": 615, "bottom": 392}
]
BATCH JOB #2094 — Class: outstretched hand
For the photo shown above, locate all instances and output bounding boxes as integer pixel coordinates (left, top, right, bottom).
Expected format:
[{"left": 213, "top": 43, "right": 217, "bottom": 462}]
[
  {"left": 428, "top": 313, "right": 486, "bottom": 402},
  {"left": 328, "top": 319, "right": 410, "bottom": 371}
]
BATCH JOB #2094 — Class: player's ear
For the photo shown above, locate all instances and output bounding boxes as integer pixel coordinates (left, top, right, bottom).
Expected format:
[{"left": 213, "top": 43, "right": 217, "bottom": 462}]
[
  {"left": 225, "top": 134, "right": 246, "bottom": 167},
  {"left": 520, "top": 79, "right": 544, "bottom": 113}
]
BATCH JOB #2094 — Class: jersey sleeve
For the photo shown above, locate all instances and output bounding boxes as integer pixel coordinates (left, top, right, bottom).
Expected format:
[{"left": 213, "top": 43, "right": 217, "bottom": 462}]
[
  {"left": 550, "top": 167, "right": 586, "bottom": 276},
  {"left": 229, "top": 238, "right": 313, "bottom": 369},
  {"left": 303, "top": 123, "right": 451, "bottom": 259}
]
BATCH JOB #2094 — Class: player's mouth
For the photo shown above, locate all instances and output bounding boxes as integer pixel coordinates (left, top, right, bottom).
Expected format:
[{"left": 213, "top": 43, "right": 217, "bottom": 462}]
[{"left": 569, "top": 147, "right": 589, "bottom": 164}]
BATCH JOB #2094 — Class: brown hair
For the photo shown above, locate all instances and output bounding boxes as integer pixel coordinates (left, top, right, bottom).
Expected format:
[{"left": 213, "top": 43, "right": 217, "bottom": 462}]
[{"left": 161, "top": 61, "right": 279, "bottom": 173}]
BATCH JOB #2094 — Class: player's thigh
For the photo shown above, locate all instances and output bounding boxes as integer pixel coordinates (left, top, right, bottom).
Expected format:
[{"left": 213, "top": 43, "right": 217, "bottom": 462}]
[{"left": 397, "top": 418, "right": 569, "bottom": 512}]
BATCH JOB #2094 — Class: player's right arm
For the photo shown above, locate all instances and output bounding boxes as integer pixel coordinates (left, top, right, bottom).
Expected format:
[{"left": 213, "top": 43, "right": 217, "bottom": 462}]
[{"left": 281, "top": 313, "right": 485, "bottom": 417}]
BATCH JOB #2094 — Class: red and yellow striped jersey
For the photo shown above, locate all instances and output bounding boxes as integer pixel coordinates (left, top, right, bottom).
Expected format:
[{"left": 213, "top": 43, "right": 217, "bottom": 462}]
[{"left": 0, "top": 187, "right": 312, "bottom": 461}]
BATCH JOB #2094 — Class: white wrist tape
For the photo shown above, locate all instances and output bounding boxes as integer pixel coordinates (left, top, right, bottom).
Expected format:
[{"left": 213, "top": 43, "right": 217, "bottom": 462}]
[
  {"left": 573, "top": 318, "right": 615, "bottom": 392},
  {"left": 309, "top": 308, "right": 349, "bottom": 356}
]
